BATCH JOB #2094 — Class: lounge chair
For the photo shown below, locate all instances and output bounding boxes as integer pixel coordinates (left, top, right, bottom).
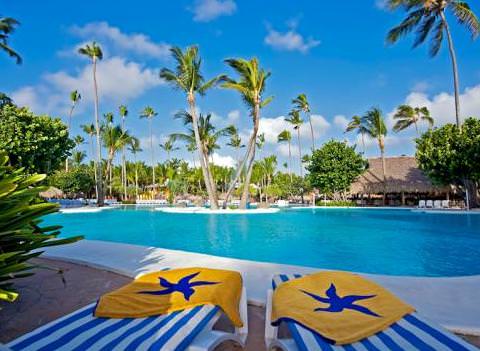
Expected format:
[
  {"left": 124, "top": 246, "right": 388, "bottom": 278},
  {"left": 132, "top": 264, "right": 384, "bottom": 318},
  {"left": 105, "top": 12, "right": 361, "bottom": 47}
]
[
  {"left": 426, "top": 200, "right": 434, "bottom": 208},
  {"left": 442, "top": 200, "right": 450, "bottom": 209},
  {"left": 434, "top": 200, "right": 443, "bottom": 209},
  {"left": 265, "top": 274, "right": 477, "bottom": 351},
  {"left": 6, "top": 287, "right": 248, "bottom": 351},
  {"left": 418, "top": 200, "right": 426, "bottom": 208}
]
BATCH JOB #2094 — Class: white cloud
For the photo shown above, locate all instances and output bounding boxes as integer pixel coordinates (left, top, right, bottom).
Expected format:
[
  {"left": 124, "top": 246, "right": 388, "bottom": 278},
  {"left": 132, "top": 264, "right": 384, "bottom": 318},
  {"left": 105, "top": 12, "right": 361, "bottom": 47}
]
[
  {"left": 333, "top": 114, "right": 349, "bottom": 130},
  {"left": 387, "top": 84, "right": 480, "bottom": 128},
  {"left": 411, "top": 80, "right": 431, "bottom": 93},
  {"left": 227, "top": 109, "right": 240, "bottom": 123},
  {"left": 191, "top": 0, "right": 237, "bottom": 22},
  {"left": 265, "top": 25, "right": 320, "bottom": 53},
  {"left": 12, "top": 57, "right": 162, "bottom": 116},
  {"left": 374, "top": 0, "right": 389, "bottom": 10},
  {"left": 211, "top": 153, "right": 236, "bottom": 167},
  {"left": 258, "top": 114, "right": 330, "bottom": 144},
  {"left": 70, "top": 22, "right": 170, "bottom": 59}
]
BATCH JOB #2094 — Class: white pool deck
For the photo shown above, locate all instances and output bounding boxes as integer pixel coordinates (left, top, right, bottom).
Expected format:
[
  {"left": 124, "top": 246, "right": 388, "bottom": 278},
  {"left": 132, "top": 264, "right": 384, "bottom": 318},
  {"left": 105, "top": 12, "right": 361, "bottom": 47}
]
[
  {"left": 155, "top": 207, "right": 280, "bottom": 214},
  {"left": 44, "top": 239, "right": 480, "bottom": 336}
]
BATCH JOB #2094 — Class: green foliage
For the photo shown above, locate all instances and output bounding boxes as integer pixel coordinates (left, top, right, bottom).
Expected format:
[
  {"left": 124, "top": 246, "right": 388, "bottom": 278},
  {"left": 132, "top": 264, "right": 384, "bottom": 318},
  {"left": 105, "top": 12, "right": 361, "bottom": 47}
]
[
  {"left": 49, "top": 167, "right": 95, "bottom": 196},
  {"left": 315, "top": 200, "right": 357, "bottom": 207},
  {"left": 416, "top": 117, "right": 480, "bottom": 185},
  {"left": 308, "top": 140, "right": 367, "bottom": 196},
  {"left": 0, "top": 153, "right": 82, "bottom": 304},
  {"left": 0, "top": 104, "right": 75, "bottom": 174}
]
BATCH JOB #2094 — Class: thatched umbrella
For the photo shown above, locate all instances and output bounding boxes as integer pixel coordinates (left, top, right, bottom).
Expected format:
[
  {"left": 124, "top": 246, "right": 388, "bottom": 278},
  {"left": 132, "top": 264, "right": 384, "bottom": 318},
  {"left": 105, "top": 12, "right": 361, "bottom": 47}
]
[{"left": 39, "top": 187, "right": 64, "bottom": 199}]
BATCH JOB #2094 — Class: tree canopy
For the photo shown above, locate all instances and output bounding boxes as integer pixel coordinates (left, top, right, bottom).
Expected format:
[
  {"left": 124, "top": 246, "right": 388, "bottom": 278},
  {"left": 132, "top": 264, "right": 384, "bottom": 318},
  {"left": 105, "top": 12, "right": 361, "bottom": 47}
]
[
  {"left": 0, "top": 104, "right": 74, "bottom": 174},
  {"left": 307, "top": 140, "right": 367, "bottom": 199}
]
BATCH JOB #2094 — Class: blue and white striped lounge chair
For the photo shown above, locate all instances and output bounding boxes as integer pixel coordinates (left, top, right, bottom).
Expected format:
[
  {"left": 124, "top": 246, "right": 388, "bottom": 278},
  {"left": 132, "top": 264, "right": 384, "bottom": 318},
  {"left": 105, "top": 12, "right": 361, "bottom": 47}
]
[
  {"left": 265, "top": 274, "right": 478, "bottom": 351},
  {"left": 5, "top": 287, "right": 248, "bottom": 351}
]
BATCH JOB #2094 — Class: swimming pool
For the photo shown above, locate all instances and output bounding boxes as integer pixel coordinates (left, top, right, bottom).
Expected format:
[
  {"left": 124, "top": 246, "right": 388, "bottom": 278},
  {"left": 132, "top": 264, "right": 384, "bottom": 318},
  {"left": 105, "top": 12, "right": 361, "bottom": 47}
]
[{"left": 47, "top": 207, "right": 480, "bottom": 277}]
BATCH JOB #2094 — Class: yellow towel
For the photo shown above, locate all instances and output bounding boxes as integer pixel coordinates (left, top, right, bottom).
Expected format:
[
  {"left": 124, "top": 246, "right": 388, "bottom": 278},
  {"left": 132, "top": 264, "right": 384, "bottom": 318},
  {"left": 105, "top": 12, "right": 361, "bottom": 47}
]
[
  {"left": 272, "top": 271, "right": 415, "bottom": 345},
  {"left": 95, "top": 267, "right": 243, "bottom": 327}
]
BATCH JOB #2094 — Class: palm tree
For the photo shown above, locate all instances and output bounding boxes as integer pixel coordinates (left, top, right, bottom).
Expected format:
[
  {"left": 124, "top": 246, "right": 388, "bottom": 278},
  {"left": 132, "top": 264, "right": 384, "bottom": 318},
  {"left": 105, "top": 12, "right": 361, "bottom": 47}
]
[
  {"left": 292, "top": 94, "right": 315, "bottom": 150},
  {"left": 226, "top": 126, "right": 245, "bottom": 169},
  {"left": 0, "top": 16, "right": 21, "bottom": 64},
  {"left": 222, "top": 57, "right": 273, "bottom": 209},
  {"left": 160, "top": 136, "right": 179, "bottom": 160},
  {"left": 186, "top": 141, "right": 198, "bottom": 168},
  {"left": 277, "top": 130, "right": 293, "bottom": 180},
  {"left": 386, "top": 0, "right": 479, "bottom": 127},
  {"left": 393, "top": 105, "right": 434, "bottom": 135},
  {"left": 128, "top": 137, "right": 142, "bottom": 199},
  {"left": 81, "top": 123, "right": 98, "bottom": 199},
  {"left": 73, "top": 135, "right": 85, "bottom": 149},
  {"left": 65, "top": 90, "right": 81, "bottom": 172},
  {"left": 140, "top": 106, "right": 158, "bottom": 187},
  {"left": 72, "top": 151, "right": 86, "bottom": 166},
  {"left": 160, "top": 46, "right": 225, "bottom": 210},
  {"left": 362, "top": 107, "right": 388, "bottom": 204},
  {"left": 78, "top": 42, "right": 104, "bottom": 206},
  {"left": 261, "top": 155, "right": 277, "bottom": 205},
  {"left": 285, "top": 109, "right": 304, "bottom": 177},
  {"left": 119, "top": 105, "right": 128, "bottom": 200},
  {"left": 345, "top": 115, "right": 368, "bottom": 153},
  {"left": 102, "top": 124, "right": 132, "bottom": 196}
]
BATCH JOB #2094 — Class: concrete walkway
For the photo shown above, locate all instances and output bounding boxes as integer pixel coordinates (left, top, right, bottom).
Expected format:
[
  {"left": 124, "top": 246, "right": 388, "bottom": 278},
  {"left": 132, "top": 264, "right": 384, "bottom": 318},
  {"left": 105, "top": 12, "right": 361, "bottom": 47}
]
[{"left": 45, "top": 240, "right": 480, "bottom": 336}]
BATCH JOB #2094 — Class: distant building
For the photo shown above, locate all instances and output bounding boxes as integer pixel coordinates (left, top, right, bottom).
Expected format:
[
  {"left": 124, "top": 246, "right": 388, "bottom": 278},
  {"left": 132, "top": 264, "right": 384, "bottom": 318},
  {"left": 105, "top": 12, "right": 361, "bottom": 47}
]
[{"left": 350, "top": 157, "right": 455, "bottom": 206}]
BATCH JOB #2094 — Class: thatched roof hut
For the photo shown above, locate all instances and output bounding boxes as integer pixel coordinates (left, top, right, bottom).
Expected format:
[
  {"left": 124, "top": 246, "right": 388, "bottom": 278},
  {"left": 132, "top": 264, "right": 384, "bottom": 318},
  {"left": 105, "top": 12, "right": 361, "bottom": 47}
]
[
  {"left": 350, "top": 157, "right": 449, "bottom": 195},
  {"left": 39, "top": 186, "right": 64, "bottom": 199}
]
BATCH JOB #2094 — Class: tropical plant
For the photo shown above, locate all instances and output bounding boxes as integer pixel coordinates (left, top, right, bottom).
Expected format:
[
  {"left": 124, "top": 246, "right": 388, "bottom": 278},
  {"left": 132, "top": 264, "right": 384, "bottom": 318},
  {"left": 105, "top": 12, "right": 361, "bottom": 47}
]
[
  {"left": 277, "top": 130, "right": 293, "bottom": 179},
  {"left": 285, "top": 109, "right": 304, "bottom": 177},
  {"left": 140, "top": 106, "right": 158, "bottom": 186},
  {"left": 102, "top": 124, "right": 132, "bottom": 196},
  {"left": 393, "top": 104, "right": 434, "bottom": 135},
  {"left": 416, "top": 117, "right": 480, "bottom": 208},
  {"left": 362, "top": 107, "right": 388, "bottom": 203},
  {"left": 292, "top": 93, "right": 315, "bottom": 150},
  {"left": 0, "top": 92, "right": 13, "bottom": 107},
  {"left": 160, "top": 46, "right": 225, "bottom": 209},
  {"left": 71, "top": 150, "right": 86, "bottom": 166},
  {"left": 0, "top": 153, "right": 82, "bottom": 304},
  {"left": 49, "top": 166, "right": 95, "bottom": 196},
  {"left": 0, "top": 104, "right": 74, "bottom": 174},
  {"left": 226, "top": 125, "right": 245, "bottom": 168},
  {"left": 160, "top": 136, "right": 180, "bottom": 160},
  {"left": 260, "top": 155, "right": 277, "bottom": 204},
  {"left": 222, "top": 57, "right": 273, "bottom": 208},
  {"left": 345, "top": 115, "right": 368, "bottom": 153},
  {"left": 0, "top": 16, "right": 21, "bottom": 64},
  {"left": 128, "top": 137, "right": 142, "bottom": 199},
  {"left": 65, "top": 90, "right": 81, "bottom": 172},
  {"left": 386, "top": 0, "right": 480, "bottom": 127},
  {"left": 308, "top": 140, "right": 367, "bottom": 201},
  {"left": 119, "top": 105, "right": 128, "bottom": 200},
  {"left": 81, "top": 123, "right": 98, "bottom": 199},
  {"left": 78, "top": 42, "right": 104, "bottom": 206}
]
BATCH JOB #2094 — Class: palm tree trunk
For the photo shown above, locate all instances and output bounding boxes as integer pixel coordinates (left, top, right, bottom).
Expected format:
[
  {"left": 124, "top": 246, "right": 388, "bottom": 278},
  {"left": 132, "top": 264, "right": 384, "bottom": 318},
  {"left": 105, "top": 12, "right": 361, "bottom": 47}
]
[
  {"left": 134, "top": 155, "right": 139, "bottom": 200},
  {"left": 90, "top": 135, "right": 99, "bottom": 200},
  {"left": 361, "top": 133, "right": 366, "bottom": 154},
  {"left": 224, "top": 139, "right": 254, "bottom": 207},
  {"left": 288, "top": 140, "right": 292, "bottom": 181},
  {"left": 121, "top": 117, "right": 127, "bottom": 201},
  {"left": 66, "top": 105, "right": 74, "bottom": 172},
  {"left": 149, "top": 118, "right": 155, "bottom": 187},
  {"left": 240, "top": 103, "right": 260, "bottom": 209},
  {"left": 188, "top": 95, "right": 218, "bottom": 209},
  {"left": 440, "top": 11, "right": 461, "bottom": 128},
  {"left": 297, "top": 128, "right": 303, "bottom": 178},
  {"left": 92, "top": 57, "right": 104, "bottom": 206},
  {"left": 308, "top": 113, "right": 315, "bottom": 150},
  {"left": 380, "top": 137, "right": 386, "bottom": 206}
]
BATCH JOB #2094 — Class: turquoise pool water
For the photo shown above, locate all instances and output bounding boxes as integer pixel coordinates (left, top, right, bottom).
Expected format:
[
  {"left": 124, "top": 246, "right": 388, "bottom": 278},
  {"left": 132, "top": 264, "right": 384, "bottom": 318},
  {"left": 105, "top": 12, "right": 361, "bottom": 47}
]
[{"left": 47, "top": 207, "right": 480, "bottom": 277}]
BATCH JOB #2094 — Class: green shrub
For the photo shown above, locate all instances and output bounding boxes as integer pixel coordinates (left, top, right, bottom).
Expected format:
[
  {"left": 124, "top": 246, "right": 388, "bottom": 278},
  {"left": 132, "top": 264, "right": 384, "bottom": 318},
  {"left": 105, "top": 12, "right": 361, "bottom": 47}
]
[
  {"left": 48, "top": 167, "right": 95, "bottom": 197},
  {"left": 0, "top": 153, "right": 82, "bottom": 304},
  {"left": 315, "top": 200, "right": 357, "bottom": 207}
]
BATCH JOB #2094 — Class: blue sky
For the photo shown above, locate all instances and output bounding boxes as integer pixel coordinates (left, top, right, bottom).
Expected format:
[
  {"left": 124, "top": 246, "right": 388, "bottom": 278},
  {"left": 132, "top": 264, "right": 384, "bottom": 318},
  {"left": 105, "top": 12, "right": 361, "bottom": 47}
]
[{"left": 2, "top": 0, "right": 480, "bottom": 170}]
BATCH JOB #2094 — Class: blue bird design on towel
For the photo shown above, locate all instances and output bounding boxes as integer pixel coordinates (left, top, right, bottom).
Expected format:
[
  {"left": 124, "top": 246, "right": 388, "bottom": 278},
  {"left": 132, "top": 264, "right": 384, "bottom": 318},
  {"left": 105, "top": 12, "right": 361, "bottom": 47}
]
[
  {"left": 138, "top": 271, "right": 219, "bottom": 301},
  {"left": 301, "top": 283, "right": 381, "bottom": 317}
]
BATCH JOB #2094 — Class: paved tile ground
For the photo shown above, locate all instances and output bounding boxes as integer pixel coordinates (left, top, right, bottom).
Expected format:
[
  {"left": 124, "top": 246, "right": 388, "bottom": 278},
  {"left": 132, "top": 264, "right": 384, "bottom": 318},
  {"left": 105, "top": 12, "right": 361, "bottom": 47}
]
[{"left": 1, "top": 258, "right": 478, "bottom": 350}]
